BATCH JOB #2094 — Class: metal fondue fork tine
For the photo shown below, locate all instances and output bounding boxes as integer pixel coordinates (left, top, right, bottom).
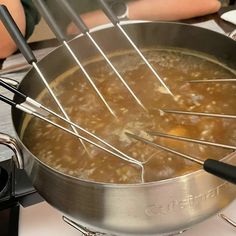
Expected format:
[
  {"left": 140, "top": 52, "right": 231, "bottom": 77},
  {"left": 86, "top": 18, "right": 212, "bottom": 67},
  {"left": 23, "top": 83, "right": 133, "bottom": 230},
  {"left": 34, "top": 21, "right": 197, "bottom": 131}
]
[
  {"left": 125, "top": 132, "right": 236, "bottom": 184},
  {"left": 33, "top": 0, "right": 116, "bottom": 118},
  {"left": 0, "top": 78, "right": 144, "bottom": 169},
  {"left": 0, "top": 93, "right": 145, "bottom": 183},
  {"left": 42, "top": 105, "right": 146, "bottom": 165},
  {"left": 0, "top": 5, "right": 89, "bottom": 154},
  {"left": 54, "top": 0, "right": 147, "bottom": 111},
  {"left": 98, "top": 0, "right": 173, "bottom": 96},
  {"left": 161, "top": 109, "right": 236, "bottom": 119},
  {"left": 188, "top": 79, "right": 236, "bottom": 83},
  {"left": 147, "top": 131, "right": 236, "bottom": 150}
]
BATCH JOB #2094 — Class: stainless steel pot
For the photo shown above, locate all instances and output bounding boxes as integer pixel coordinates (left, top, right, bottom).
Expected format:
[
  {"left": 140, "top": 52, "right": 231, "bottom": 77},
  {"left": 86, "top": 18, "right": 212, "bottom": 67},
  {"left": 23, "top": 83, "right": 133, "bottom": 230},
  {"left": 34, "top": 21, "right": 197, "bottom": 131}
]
[{"left": 1, "top": 22, "right": 236, "bottom": 235}]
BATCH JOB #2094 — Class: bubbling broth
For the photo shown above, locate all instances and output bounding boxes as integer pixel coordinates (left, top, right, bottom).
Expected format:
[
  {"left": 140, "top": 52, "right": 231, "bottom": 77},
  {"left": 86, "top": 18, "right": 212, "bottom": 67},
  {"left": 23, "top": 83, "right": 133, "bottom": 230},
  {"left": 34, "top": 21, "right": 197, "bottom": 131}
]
[{"left": 22, "top": 48, "right": 236, "bottom": 184}]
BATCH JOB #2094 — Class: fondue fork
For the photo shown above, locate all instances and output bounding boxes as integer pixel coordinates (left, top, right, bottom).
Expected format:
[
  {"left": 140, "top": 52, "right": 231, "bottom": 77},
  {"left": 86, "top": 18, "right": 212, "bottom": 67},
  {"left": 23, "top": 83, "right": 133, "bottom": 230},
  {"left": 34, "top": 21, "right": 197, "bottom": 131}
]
[
  {"left": 0, "top": 79, "right": 145, "bottom": 181},
  {"left": 98, "top": 0, "right": 173, "bottom": 96},
  {"left": 0, "top": 93, "right": 145, "bottom": 182},
  {"left": 33, "top": 0, "right": 116, "bottom": 118},
  {"left": 147, "top": 131, "right": 236, "bottom": 150},
  {"left": 161, "top": 109, "right": 236, "bottom": 119},
  {"left": 54, "top": 0, "right": 146, "bottom": 111},
  {"left": 125, "top": 132, "right": 236, "bottom": 184},
  {"left": 188, "top": 79, "right": 236, "bottom": 83},
  {"left": 0, "top": 5, "right": 89, "bottom": 153}
]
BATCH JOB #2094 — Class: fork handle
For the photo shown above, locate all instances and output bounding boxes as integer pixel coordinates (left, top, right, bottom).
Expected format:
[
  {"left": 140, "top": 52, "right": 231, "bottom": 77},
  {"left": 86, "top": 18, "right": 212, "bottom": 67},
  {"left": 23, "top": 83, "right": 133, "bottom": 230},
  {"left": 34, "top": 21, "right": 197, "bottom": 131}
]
[{"left": 204, "top": 159, "right": 236, "bottom": 184}]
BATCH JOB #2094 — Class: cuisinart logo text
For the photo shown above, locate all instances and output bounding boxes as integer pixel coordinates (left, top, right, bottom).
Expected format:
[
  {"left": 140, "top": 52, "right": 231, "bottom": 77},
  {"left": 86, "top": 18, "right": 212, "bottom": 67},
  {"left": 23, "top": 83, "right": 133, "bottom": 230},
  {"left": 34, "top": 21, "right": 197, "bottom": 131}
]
[{"left": 145, "top": 182, "right": 228, "bottom": 216}]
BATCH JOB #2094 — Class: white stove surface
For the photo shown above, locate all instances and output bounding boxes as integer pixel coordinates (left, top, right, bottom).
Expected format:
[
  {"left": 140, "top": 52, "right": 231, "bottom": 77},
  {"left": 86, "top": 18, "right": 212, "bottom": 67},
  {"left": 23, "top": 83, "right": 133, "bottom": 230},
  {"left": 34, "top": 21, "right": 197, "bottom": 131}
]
[{"left": 19, "top": 200, "right": 236, "bottom": 236}]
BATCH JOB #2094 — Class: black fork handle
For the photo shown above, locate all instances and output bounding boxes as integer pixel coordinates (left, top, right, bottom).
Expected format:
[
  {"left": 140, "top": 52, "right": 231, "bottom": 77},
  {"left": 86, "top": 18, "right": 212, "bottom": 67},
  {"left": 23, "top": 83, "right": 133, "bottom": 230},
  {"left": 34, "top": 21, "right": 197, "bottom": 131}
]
[
  {"left": 56, "top": 0, "right": 89, "bottom": 34},
  {"left": 0, "top": 78, "right": 26, "bottom": 100},
  {"left": 204, "top": 159, "right": 236, "bottom": 185},
  {"left": 0, "top": 94, "right": 16, "bottom": 107},
  {"left": 33, "top": 0, "right": 67, "bottom": 42},
  {"left": 97, "top": 0, "right": 120, "bottom": 25}
]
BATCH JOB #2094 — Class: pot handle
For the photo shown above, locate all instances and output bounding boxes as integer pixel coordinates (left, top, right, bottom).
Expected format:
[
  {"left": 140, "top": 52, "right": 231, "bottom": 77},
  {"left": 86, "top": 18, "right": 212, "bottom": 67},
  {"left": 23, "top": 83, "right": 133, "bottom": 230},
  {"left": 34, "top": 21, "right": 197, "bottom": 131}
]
[{"left": 0, "top": 133, "right": 24, "bottom": 169}]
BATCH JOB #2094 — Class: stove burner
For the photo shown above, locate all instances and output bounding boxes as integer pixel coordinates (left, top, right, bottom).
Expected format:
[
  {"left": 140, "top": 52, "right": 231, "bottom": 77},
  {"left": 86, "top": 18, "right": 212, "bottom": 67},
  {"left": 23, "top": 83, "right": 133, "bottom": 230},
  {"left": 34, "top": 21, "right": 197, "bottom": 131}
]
[
  {"left": 0, "top": 158, "right": 43, "bottom": 236},
  {"left": 62, "top": 216, "right": 189, "bottom": 236}
]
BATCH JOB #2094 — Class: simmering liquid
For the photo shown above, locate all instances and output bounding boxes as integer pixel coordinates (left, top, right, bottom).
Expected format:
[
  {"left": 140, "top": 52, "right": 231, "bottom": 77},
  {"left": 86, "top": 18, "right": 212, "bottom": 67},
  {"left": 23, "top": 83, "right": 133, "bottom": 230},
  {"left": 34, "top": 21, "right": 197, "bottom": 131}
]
[{"left": 23, "top": 48, "right": 236, "bottom": 184}]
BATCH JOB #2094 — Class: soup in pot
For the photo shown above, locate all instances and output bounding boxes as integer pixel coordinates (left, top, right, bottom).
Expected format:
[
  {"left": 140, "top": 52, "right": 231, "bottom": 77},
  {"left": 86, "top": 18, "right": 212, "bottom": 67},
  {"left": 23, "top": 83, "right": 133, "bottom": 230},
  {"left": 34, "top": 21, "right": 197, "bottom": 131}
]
[{"left": 22, "top": 48, "right": 236, "bottom": 184}]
